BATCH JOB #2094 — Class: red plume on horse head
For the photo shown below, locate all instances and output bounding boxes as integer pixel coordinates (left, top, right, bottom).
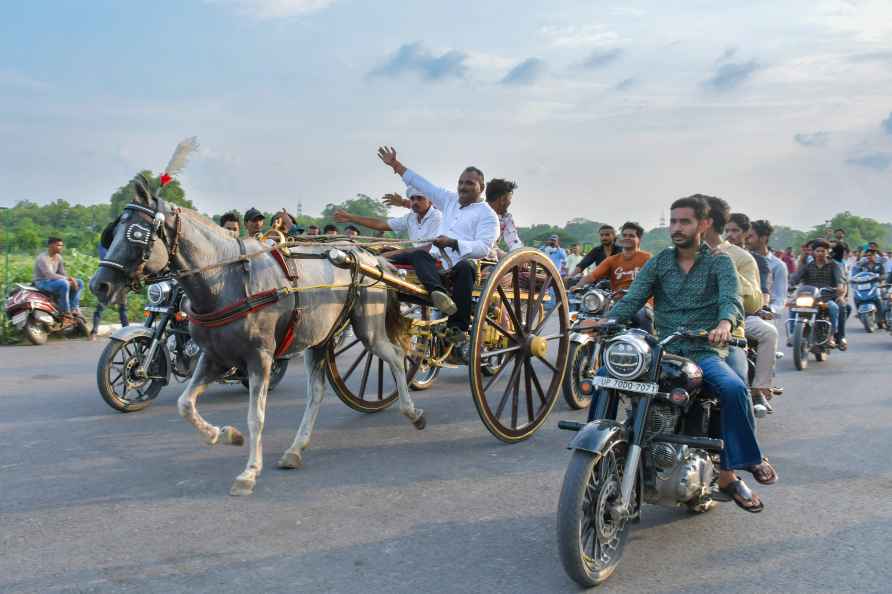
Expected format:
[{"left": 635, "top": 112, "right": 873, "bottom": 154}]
[{"left": 161, "top": 136, "right": 199, "bottom": 186}]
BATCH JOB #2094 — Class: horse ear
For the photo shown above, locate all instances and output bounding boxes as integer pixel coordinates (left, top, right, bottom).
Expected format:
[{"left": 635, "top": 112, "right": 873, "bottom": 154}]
[{"left": 132, "top": 174, "right": 152, "bottom": 204}]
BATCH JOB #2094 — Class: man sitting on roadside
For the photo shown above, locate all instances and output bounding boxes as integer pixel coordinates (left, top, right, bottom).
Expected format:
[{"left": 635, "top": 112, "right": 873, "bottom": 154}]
[
  {"left": 377, "top": 145, "right": 499, "bottom": 345},
  {"left": 33, "top": 237, "right": 84, "bottom": 324}
]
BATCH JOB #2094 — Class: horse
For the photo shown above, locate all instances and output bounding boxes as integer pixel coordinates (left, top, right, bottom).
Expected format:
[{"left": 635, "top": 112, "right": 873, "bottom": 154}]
[{"left": 90, "top": 175, "right": 425, "bottom": 496}]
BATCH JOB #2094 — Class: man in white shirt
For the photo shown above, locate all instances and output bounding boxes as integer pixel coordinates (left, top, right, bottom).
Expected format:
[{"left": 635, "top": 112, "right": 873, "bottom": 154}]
[
  {"left": 377, "top": 146, "right": 499, "bottom": 342},
  {"left": 335, "top": 186, "right": 442, "bottom": 246}
]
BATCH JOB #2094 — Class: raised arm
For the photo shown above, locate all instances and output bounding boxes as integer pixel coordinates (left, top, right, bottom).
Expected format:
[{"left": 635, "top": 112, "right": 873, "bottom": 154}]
[
  {"left": 334, "top": 210, "right": 391, "bottom": 233},
  {"left": 378, "top": 146, "right": 455, "bottom": 211}
]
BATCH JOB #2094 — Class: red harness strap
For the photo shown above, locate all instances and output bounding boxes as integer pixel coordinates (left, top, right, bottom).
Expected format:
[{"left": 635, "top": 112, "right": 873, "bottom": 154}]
[{"left": 188, "top": 289, "right": 282, "bottom": 329}]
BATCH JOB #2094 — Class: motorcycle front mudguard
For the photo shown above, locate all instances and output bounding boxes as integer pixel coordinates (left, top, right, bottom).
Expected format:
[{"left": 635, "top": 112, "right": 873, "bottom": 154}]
[{"left": 567, "top": 419, "right": 627, "bottom": 456}]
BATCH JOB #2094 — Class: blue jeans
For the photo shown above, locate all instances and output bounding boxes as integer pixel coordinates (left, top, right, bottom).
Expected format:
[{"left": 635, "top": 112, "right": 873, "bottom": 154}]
[
  {"left": 588, "top": 357, "right": 762, "bottom": 471},
  {"left": 35, "top": 278, "right": 83, "bottom": 314},
  {"left": 725, "top": 345, "right": 748, "bottom": 384}
]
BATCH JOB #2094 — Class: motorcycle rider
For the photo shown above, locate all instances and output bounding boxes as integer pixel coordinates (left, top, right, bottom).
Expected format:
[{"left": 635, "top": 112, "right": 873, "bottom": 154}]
[
  {"left": 572, "top": 225, "right": 620, "bottom": 275},
  {"left": 852, "top": 249, "right": 888, "bottom": 327},
  {"left": 790, "top": 239, "right": 847, "bottom": 349},
  {"left": 728, "top": 214, "right": 783, "bottom": 416},
  {"left": 33, "top": 237, "right": 85, "bottom": 326},
  {"left": 575, "top": 221, "right": 652, "bottom": 332},
  {"left": 598, "top": 195, "right": 776, "bottom": 512}
]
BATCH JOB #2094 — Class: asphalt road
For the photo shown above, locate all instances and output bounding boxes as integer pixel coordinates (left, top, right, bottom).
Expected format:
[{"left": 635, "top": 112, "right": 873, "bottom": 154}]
[{"left": 2, "top": 325, "right": 891, "bottom": 594}]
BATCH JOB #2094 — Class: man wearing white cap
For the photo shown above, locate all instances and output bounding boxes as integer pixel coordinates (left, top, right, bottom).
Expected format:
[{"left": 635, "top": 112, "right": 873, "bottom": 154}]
[
  {"left": 376, "top": 145, "right": 499, "bottom": 344},
  {"left": 337, "top": 186, "right": 442, "bottom": 247}
]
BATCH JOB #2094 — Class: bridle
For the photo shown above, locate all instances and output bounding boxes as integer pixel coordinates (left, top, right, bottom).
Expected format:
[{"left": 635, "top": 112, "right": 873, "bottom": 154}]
[{"left": 98, "top": 200, "right": 182, "bottom": 290}]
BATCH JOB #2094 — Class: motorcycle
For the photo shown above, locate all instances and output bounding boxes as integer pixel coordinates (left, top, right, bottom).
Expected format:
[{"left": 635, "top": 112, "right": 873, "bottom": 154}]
[
  {"left": 4, "top": 283, "right": 88, "bottom": 345},
  {"left": 563, "top": 280, "right": 615, "bottom": 409},
  {"left": 788, "top": 285, "right": 839, "bottom": 371},
  {"left": 96, "top": 279, "right": 290, "bottom": 412},
  {"left": 850, "top": 271, "right": 886, "bottom": 333},
  {"left": 555, "top": 326, "right": 747, "bottom": 587}
]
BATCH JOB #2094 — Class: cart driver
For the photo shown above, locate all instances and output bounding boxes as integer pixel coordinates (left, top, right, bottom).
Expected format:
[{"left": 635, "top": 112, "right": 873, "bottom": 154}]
[{"left": 377, "top": 146, "right": 499, "bottom": 346}]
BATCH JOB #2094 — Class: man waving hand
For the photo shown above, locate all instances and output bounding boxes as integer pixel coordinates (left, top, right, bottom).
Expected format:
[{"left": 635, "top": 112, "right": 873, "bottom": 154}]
[{"left": 377, "top": 146, "right": 499, "bottom": 344}]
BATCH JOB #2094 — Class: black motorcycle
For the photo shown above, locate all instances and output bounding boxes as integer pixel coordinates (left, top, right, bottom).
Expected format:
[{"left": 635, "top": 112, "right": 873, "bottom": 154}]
[
  {"left": 563, "top": 280, "right": 615, "bottom": 409},
  {"left": 96, "top": 279, "right": 289, "bottom": 412},
  {"left": 555, "top": 325, "right": 746, "bottom": 587},
  {"left": 788, "top": 285, "right": 838, "bottom": 371}
]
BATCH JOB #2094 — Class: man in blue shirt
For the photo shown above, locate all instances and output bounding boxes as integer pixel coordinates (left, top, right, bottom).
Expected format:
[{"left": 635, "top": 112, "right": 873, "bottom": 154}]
[{"left": 541, "top": 234, "right": 568, "bottom": 276}]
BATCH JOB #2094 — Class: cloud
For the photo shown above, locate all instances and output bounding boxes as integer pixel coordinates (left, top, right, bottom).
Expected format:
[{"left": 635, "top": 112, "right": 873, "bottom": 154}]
[
  {"left": 845, "top": 152, "right": 892, "bottom": 170},
  {"left": 794, "top": 131, "right": 830, "bottom": 147},
  {"left": 847, "top": 50, "right": 892, "bottom": 64},
  {"left": 205, "top": 0, "right": 334, "bottom": 19},
  {"left": 539, "top": 24, "right": 619, "bottom": 48},
  {"left": 501, "top": 58, "right": 546, "bottom": 85},
  {"left": 614, "top": 77, "right": 638, "bottom": 91},
  {"left": 716, "top": 47, "right": 737, "bottom": 63},
  {"left": 882, "top": 112, "right": 892, "bottom": 136},
  {"left": 703, "top": 60, "right": 760, "bottom": 91},
  {"left": 368, "top": 42, "right": 468, "bottom": 81},
  {"left": 582, "top": 48, "right": 624, "bottom": 70}
]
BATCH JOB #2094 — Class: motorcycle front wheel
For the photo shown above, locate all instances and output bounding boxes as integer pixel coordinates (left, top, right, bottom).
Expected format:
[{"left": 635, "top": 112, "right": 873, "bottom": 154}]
[
  {"left": 792, "top": 322, "right": 809, "bottom": 371},
  {"left": 562, "top": 341, "right": 596, "bottom": 410},
  {"left": 97, "top": 336, "right": 168, "bottom": 412},
  {"left": 557, "top": 446, "right": 629, "bottom": 588}
]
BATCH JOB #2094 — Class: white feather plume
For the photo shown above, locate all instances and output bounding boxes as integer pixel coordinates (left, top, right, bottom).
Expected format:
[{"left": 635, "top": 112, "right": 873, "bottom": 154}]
[{"left": 164, "top": 136, "right": 200, "bottom": 176}]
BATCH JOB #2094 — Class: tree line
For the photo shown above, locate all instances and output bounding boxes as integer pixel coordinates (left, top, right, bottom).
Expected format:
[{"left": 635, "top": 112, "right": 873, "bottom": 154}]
[{"left": 1, "top": 170, "right": 891, "bottom": 255}]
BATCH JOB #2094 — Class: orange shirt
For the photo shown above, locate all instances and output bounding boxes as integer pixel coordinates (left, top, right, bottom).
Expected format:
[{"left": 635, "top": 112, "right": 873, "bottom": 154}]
[{"left": 590, "top": 250, "right": 652, "bottom": 294}]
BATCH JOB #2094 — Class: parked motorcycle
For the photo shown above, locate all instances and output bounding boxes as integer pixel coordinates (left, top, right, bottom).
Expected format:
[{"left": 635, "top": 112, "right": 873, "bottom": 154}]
[
  {"left": 563, "top": 280, "right": 615, "bottom": 409},
  {"left": 850, "top": 271, "right": 886, "bottom": 333},
  {"left": 96, "top": 279, "right": 289, "bottom": 412},
  {"left": 4, "top": 283, "right": 88, "bottom": 345},
  {"left": 788, "top": 285, "right": 839, "bottom": 371},
  {"left": 555, "top": 326, "right": 747, "bottom": 587}
]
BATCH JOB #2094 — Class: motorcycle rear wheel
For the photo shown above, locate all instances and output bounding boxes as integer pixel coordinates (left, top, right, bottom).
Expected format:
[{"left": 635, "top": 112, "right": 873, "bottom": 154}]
[
  {"left": 557, "top": 446, "right": 629, "bottom": 588},
  {"left": 240, "top": 358, "right": 290, "bottom": 391},
  {"left": 97, "top": 336, "right": 167, "bottom": 412},
  {"left": 792, "top": 323, "right": 808, "bottom": 371},
  {"left": 860, "top": 312, "right": 876, "bottom": 333},
  {"left": 23, "top": 319, "right": 48, "bottom": 345}
]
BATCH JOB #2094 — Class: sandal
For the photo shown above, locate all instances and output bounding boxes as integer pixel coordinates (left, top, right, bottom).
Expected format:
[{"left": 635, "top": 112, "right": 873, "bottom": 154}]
[
  {"left": 717, "top": 478, "right": 764, "bottom": 513},
  {"left": 747, "top": 458, "right": 778, "bottom": 485}
]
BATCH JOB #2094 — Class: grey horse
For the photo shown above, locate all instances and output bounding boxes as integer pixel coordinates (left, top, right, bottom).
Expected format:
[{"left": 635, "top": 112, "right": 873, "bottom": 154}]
[{"left": 90, "top": 176, "right": 425, "bottom": 496}]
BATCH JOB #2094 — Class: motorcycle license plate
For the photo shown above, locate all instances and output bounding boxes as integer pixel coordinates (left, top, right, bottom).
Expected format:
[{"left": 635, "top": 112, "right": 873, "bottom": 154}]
[
  {"left": 144, "top": 306, "right": 169, "bottom": 313},
  {"left": 11, "top": 311, "right": 28, "bottom": 327},
  {"left": 790, "top": 307, "right": 817, "bottom": 313},
  {"left": 857, "top": 283, "right": 872, "bottom": 291},
  {"left": 590, "top": 376, "right": 659, "bottom": 395}
]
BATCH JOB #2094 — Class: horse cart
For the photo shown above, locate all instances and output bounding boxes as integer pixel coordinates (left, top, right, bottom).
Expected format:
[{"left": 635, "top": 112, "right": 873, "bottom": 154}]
[{"left": 320, "top": 245, "right": 571, "bottom": 443}]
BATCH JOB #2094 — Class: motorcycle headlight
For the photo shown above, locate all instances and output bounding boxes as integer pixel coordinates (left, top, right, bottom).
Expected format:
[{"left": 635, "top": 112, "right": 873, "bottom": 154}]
[
  {"left": 146, "top": 281, "right": 172, "bottom": 306},
  {"left": 795, "top": 296, "right": 815, "bottom": 307},
  {"left": 604, "top": 335, "right": 651, "bottom": 380},
  {"left": 581, "top": 290, "right": 608, "bottom": 314}
]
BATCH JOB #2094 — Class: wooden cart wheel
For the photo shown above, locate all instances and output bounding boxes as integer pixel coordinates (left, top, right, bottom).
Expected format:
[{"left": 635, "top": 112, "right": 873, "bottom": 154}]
[
  {"left": 325, "top": 324, "right": 421, "bottom": 413},
  {"left": 468, "top": 248, "right": 570, "bottom": 442}
]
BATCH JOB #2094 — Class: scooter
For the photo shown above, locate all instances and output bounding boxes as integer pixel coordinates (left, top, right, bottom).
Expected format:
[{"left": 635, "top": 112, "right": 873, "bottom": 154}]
[
  {"left": 4, "top": 283, "right": 88, "bottom": 345},
  {"left": 850, "top": 271, "right": 886, "bottom": 333}
]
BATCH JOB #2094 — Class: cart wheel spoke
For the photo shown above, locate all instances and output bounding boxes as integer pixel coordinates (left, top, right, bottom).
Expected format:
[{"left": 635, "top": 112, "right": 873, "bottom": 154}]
[
  {"left": 358, "top": 353, "right": 373, "bottom": 400},
  {"left": 484, "top": 315, "right": 520, "bottom": 344},
  {"left": 524, "top": 359, "right": 535, "bottom": 424},
  {"left": 535, "top": 353, "right": 560, "bottom": 374},
  {"left": 342, "top": 346, "right": 368, "bottom": 382},
  {"left": 377, "top": 357, "right": 384, "bottom": 401},
  {"left": 512, "top": 266, "right": 524, "bottom": 331},
  {"left": 494, "top": 354, "right": 523, "bottom": 419},
  {"left": 528, "top": 361, "right": 548, "bottom": 406},
  {"left": 533, "top": 303, "right": 558, "bottom": 335},
  {"left": 483, "top": 350, "right": 515, "bottom": 392},
  {"left": 334, "top": 337, "right": 362, "bottom": 358},
  {"left": 497, "top": 285, "right": 525, "bottom": 338}
]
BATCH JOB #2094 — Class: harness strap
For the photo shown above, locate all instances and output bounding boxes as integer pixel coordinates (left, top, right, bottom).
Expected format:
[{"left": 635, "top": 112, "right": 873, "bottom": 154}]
[{"left": 188, "top": 288, "right": 282, "bottom": 329}]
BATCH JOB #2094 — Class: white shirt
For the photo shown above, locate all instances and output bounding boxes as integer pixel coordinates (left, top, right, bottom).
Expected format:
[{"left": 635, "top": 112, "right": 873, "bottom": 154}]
[
  {"left": 402, "top": 169, "right": 500, "bottom": 269},
  {"left": 387, "top": 206, "right": 443, "bottom": 245},
  {"left": 499, "top": 213, "right": 524, "bottom": 251}
]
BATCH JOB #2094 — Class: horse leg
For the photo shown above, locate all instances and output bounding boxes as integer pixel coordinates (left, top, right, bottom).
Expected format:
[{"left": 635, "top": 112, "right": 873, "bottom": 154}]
[
  {"left": 375, "top": 339, "right": 425, "bottom": 430},
  {"left": 177, "top": 353, "right": 242, "bottom": 446},
  {"left": 231, "top": 351, "right": 273, "bottom": 496},
  {"left": 278, "top": 345, "right": 327, "bottom": 470}
]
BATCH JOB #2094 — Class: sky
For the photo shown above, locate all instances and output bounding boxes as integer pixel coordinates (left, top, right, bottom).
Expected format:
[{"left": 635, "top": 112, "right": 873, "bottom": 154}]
[{"left": 3, "top": 0, "right": 892, "bottom": 229}]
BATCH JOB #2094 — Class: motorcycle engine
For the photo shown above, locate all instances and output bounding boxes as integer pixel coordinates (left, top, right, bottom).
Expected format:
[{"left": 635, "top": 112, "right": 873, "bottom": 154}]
[{"left": 645, "top": 403, "right": 715, "bottom": 506}]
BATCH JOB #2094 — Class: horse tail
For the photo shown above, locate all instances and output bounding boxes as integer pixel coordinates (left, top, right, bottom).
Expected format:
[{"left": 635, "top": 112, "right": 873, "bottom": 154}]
[{"left": 385, "top": 289, "right": 412, "bottom": 352}]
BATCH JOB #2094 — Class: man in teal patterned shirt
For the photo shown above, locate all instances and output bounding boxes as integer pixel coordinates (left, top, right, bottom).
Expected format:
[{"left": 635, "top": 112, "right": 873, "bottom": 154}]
[{"left": 598, "top": 195, "right": 777, "bottom": 512}]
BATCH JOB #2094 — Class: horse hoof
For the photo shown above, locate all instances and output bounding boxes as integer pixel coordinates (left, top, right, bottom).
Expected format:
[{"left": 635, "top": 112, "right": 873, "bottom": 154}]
[
  {"left": 412, "top": 412, "right": 426, "bottom": 430},
  {"left": 277, "top": 452, "right": 303, "bottom": 470},
  {"left": 230, "top": 478, "right": 255, "bottom": 496},
  {"left": 221, "top": 426, "right": 244, "bottom": 446}
]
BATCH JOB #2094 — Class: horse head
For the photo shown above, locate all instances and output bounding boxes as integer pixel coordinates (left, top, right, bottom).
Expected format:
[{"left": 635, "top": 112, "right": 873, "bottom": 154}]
[{"left": 90, "top": 174, "right": 179, "bottom": 305}]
